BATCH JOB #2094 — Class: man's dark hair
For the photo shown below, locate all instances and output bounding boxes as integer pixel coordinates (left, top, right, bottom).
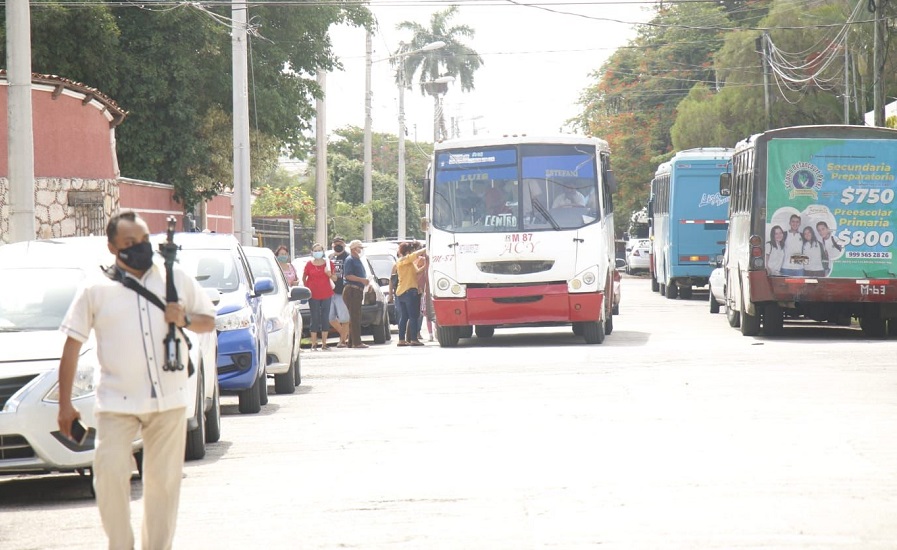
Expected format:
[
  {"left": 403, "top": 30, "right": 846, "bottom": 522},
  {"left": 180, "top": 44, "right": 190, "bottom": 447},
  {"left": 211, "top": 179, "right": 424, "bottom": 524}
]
[
  {"left": 332, "top": 235, "right": 346, "bottom": 243},
  {"left": 816, "top": 221, "right": 829, "bottom": 229},
  {"left": 106, "top": 211, "right": 139, "bottom": 242}
]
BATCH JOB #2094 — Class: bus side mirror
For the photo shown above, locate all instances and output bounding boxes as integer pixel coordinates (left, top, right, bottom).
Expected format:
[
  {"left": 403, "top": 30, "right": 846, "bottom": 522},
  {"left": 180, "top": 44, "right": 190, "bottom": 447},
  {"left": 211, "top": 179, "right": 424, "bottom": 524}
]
[
  {"left": 719, "top": 173, "right": 731, "bottom": 196},
  {"left": 606, "top": 170, "right": 618, "bottom": 193}
]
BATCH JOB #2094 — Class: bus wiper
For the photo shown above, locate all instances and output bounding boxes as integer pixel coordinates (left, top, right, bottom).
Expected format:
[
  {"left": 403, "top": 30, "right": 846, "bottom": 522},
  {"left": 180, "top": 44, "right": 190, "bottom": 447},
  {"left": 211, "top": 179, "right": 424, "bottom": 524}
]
[{"left": 532, "top": 198, "right": 561, "bottom": 230}]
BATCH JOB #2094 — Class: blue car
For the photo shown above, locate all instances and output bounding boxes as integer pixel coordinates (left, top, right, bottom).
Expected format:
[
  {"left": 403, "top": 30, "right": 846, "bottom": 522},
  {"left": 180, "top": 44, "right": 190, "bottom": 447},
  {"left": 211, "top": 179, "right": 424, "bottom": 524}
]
[{"left": 171, "top": 233, "right": 274, "bottom": 414}]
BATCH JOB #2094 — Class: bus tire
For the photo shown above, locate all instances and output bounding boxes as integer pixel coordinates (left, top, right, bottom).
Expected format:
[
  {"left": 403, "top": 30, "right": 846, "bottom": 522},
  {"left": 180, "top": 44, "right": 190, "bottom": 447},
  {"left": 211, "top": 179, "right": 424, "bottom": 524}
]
[
  {"left": 709, "top": 292, "right": 720, "bottom": 314},
  {"left": 679, "top": 285, "right": 692, "bottom": 300},
  {"left": 740, "top": 305, "right": 760, "bottom": 336},
  {"left": 726, "top": 300, "right": 740, "bottom": 327},
  {"left": 659, "top": 283, "right": 666, "bottom": 296},
  {"left": 860, "top": 316, "right": 887, "bottom": 338},
  {"left": 437, "top": 325, "right": 460, "bottom": 347},
  {"left": 583, "top": 320, "right": 605, "bottom": 344},
  {"left": 572, "top": 322, "right": 584, "bottom": 336},
  {"left": 604, "top": 312, "right": 614, "bottom": 335},
  {"left": 459, "top": 325, "right": 474, "bottom": 339},
  {"left": 665, "top": 282, "right": 678, "bottom": 300},
  {"left": 475, "top": 325, "right": 495, "bottom": 338},
  {"left": 888, "top": 319, "right": 897, "bottom": 337},
  {"left": 763, "top": 303, "right": 784, "bottom": 336},
  {"left": 651, "top": 277, "right": 659, "bottom": 292}
]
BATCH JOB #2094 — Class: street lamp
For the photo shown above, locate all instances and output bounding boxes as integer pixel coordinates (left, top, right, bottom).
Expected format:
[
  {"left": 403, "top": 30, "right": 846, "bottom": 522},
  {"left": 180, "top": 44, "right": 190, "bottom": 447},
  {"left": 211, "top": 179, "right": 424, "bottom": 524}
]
[
  {"left": 396, "top": 40, "right": 445, "bottom": 240},
  {"left": 425, "top": 76, "right": 455, "bottom": 142}
]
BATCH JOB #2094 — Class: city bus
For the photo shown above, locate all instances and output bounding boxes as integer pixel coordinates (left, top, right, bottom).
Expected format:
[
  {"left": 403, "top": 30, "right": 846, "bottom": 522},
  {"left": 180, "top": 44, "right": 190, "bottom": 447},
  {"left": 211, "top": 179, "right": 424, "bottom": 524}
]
[
  {"left": 425, "top": 135, "right": 617, "bottom": 346},
  {"left": 720, "top": 125, "right": 897, "bottom": 337},
  {"left": 649, "top": 148, "right": 733, "bottom": 299}
]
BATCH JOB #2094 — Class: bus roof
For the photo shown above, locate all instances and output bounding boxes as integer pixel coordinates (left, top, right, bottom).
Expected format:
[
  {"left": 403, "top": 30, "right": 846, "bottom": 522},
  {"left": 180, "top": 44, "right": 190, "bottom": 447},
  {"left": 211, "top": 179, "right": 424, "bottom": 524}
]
[
  {"left": 654, "top": 147, "right": 733, "bottom": 177},
  {"left": 433, "top": 134, "right": 610, "bottom": 153},
  {"left": 734, "top": 124, "right": 897, "bottom": 154}
]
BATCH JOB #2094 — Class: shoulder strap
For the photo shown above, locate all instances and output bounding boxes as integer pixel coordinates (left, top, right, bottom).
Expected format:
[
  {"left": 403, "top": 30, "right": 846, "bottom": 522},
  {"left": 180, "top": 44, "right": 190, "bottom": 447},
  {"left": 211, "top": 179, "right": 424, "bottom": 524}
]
[{"left": 118, "top": 274, "right": 194, "bottom": 359}]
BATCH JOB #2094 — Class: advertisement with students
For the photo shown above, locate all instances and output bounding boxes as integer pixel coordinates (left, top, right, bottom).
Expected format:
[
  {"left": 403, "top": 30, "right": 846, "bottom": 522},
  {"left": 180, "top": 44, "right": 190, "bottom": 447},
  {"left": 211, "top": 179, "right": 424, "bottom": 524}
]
[{"left": 765, "top": 138, "right": 897, "bottom": 279}]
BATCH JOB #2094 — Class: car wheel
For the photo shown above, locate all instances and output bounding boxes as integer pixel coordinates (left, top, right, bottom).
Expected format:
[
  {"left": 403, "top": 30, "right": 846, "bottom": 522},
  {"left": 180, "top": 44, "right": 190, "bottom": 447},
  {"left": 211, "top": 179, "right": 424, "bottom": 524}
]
[
  {"left": 709, "top": 291, "right": 720, "bottom": 314},
  {"left": 185, "top": 369, "right": 206, "bottom": 461},
  {"left": 258, "top": 365, "right": 269, "bottom": 406},
  {"left": 238, "top": 374, "right": 262, "bottom": 414},
  {"left": 293, "top": 347, "right": 302, "bottom": 386},
  {"left": 372, "top": 312, "right": 388, "bottom": 344},
  {"left": 583, "top": 320, "right": 605, "bottom": 344},
  {"left": 274, "top": 343, "right": 296, "bottom": 395},
  {"left": 205, "top": 379, "right": 221, "bottom": 443},
  {"left": 475, "top": 325, "right": 495, "bottom": 338}
]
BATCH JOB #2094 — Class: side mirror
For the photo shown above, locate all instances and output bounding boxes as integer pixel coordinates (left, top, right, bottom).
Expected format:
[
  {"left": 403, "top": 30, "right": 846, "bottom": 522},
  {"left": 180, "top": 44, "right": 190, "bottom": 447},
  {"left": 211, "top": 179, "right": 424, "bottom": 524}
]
[
  {"left": 253, "top": 277, "right": 275, "bottom": 296},
  {"left": 289, "top": 285, "right": 311, "bottom": 302},
  {"left": 606, "top": 170, "right": 618, "bottom": 193},
  {"left": 420, "top": 216, "right": 430, "bottom": 233},
  {"left": 719, "top": 172, "right": 731, "bottom": 196},
  {"left": 204, "top": 288, "right": 222, "bottom": 306},
  {"left": 715, "top": 254, "right": 725, "bottom": 268},
  {"left": 378, "top": 277, "right": 390, "bottom": 287},
  {"left": 615, "top": 258, "right": 626, "bottom": 270}
]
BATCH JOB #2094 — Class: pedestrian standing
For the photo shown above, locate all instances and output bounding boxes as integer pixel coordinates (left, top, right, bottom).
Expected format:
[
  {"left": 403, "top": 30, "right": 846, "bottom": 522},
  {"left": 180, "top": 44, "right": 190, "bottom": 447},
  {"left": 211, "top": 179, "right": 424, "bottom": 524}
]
[
  {"left": 274, "top": 244, "right": 298, "bottom": 286},
  {"left": 56, "top": 211, "right": 217, "bottom": 550},
  {"left": 395, "top": 241, "right": 427, "bottom": 346},
  {"left": 328, "top": 236, "right": 351, "bottom": 347},
  {"left": 342, "top": 240, "right": 370, "bottom": 349},
  {"left": 416, "top": 249, "right": 435, "bottom": 341},
  {"left": 302, "top": 243, "right": 336, "bottom": 351}
]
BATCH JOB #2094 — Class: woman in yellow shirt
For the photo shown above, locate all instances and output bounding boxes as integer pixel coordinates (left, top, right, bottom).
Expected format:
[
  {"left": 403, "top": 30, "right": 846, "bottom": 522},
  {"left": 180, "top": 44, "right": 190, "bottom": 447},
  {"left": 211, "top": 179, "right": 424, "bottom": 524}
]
[{"left": 395, "top": 241, "right": 427, "bottom": 346}]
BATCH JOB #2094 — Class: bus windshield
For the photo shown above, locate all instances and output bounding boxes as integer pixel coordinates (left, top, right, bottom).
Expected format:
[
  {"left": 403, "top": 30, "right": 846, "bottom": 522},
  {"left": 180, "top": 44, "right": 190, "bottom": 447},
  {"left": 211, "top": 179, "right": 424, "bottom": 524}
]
[{"left": 432, "top": 144, "right": 600, "bottom": 233}]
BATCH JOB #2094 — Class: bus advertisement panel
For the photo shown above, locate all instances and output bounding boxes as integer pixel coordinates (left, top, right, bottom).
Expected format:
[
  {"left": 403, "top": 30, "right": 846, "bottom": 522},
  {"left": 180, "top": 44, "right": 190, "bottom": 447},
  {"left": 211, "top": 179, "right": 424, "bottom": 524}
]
[{"left": 765, "top": 138, "right": 897, "bottom": 279}]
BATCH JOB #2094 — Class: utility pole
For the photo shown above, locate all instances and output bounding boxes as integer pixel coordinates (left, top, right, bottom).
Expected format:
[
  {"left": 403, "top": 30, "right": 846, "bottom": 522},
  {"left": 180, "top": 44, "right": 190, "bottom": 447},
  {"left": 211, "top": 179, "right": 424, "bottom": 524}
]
[
  {"left": 757, "top": 33, "right": 772, "bottom": 131},
  {"left": 844, "top": 45, "right": 850, "bottom": 124},
  {"left": 315, "top": 72, "right": 328, "bottom": 246},
  {"left": 872, "top": 0, "right": 887, "bottom": 126},
  {"left": 232, "top": 0, "right": 252, "bottom": 246},
  {"left": 7, "top": 0, "right": 36, "bottom": 243},
  {"left": 397, "top": 59, "right": 407, "bottom": 240},
  {"left": 363, "top": 31, "right": 373, "bottom": 241}
]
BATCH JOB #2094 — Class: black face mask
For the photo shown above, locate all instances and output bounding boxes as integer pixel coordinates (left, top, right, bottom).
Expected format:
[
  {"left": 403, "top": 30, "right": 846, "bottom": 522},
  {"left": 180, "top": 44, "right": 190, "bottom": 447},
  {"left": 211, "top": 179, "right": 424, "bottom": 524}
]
[
  {"left": 117, "top": 240, "right": 155, "bottom": 271},
  {"left": 333, "top": 244, "right": 344, "bottom": 253}
]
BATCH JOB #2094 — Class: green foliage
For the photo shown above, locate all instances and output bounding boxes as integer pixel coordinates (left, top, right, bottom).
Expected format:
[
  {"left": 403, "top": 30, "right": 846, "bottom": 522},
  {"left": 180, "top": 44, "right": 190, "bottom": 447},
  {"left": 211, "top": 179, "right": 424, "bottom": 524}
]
[
  {"left": 1, "top": 1, "right": 372, "bottom": 213},
  {"left": 251, "top": 184, "right": 316, "bottom": 227}
]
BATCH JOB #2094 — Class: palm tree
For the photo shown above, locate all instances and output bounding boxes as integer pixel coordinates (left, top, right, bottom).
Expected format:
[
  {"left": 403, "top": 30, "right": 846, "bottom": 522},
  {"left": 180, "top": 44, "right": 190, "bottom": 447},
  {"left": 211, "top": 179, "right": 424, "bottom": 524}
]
[{"left": 395, "top": 6, "right": 484, "bottom": 140}]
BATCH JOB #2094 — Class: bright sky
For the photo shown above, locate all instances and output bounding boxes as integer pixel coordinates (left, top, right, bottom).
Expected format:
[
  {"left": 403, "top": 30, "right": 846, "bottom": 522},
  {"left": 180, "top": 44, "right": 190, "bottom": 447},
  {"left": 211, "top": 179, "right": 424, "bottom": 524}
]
[{"left": 325, "top": 1, "right": 654, "bottom": 141}]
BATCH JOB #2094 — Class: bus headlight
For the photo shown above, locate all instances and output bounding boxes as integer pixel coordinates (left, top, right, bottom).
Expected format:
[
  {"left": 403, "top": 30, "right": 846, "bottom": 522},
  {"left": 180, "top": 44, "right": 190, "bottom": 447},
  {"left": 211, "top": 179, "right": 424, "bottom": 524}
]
[
  {"left": 569, "top": 266, "right": 601, "bottom": 293},
  {"left": 433, "top": 271, "right": 466, "bottom": 298}
]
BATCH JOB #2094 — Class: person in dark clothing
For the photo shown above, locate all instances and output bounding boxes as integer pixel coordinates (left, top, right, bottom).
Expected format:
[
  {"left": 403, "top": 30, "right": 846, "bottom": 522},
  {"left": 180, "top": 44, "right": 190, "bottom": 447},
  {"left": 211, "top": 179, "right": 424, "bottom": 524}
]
[
  {"left": 328, "top": 236, "right": 351, "bottom": 347},
  {"left": 342, "top": 240, "right": 369, "bottom": 349}
]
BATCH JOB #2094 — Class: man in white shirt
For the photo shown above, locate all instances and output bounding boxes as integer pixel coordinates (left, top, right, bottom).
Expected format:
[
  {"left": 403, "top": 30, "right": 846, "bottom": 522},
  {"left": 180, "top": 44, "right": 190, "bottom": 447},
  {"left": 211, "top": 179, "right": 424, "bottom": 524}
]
[
  {"left": 552, "top": 186, "right": 587, "bottom": 208},
  {"left": 816, "top": 220, "right": 844, "bottom": 276},
  {"left": 781, "top": 214, "right": 805, "bottom": 276},
  {"left": 57, "top": 212, "right": 216, "bottom": 550}
]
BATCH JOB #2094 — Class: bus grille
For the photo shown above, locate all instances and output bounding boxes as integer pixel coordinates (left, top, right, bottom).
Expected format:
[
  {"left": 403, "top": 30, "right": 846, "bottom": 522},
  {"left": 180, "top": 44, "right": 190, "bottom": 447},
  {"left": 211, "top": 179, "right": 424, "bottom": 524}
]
[{"left": 476, "top": 260, "right": 554, "bottom": 275}]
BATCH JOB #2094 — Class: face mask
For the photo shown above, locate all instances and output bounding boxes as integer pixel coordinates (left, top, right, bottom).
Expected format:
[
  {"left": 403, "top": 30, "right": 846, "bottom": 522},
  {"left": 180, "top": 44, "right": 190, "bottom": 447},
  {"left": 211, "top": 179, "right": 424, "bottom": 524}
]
[
  {"left": 333, "top": 244, "right": 344, "bottom": 253},
  {"left": 277, "top": 254, "right": 289, "bottom": 263},
  {"left": 117, "top": 240, "right": 154, "bottom": 271},
  {"left": 312, "top": 251, "right": 324, "bottom": 260}
]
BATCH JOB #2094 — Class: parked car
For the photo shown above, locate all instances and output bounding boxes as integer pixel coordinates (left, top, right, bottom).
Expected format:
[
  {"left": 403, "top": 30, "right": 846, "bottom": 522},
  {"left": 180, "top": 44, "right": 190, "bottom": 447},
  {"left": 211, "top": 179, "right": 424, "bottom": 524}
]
[
  {"left": 708, "top": 265, "right": 727, "bottom": 315},
  {"left": 625, "top": 238, "right": 652, "bottom": 274},
  {"left": 365, "top": 250, "right": 398, "bottom": 325},
  {"left": 0, "top": 237, "right": 220, "bottom": 484},
  {"left": 243, "top": 246, "right": 311, "bottom": 394},
  {"left": 172, "top": 233, "right": 273, "bottom": 414},
  {"left": 295, "top": 254, "right": 391, "bottom": 344}
]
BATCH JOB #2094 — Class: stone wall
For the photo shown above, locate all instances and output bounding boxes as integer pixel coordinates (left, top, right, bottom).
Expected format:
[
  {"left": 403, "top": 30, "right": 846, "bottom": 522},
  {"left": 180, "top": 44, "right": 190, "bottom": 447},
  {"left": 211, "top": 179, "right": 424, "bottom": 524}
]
[{"left": 0, "top": 177, "right": 119, "bottom": 243}]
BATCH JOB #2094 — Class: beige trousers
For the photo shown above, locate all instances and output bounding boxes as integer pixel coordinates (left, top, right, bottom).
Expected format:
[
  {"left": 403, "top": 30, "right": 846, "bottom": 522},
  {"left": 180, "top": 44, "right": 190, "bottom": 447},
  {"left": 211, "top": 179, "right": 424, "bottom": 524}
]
[{"left": 94, "top": 407, "right": 187, "bottom": 550}]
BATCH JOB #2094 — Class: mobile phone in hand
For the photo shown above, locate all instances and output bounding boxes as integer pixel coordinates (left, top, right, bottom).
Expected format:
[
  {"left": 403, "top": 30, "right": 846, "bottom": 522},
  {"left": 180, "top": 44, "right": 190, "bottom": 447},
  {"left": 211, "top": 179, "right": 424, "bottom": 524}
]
[{"left": 70, "top": 418, "right": 89, "bottom": 446}]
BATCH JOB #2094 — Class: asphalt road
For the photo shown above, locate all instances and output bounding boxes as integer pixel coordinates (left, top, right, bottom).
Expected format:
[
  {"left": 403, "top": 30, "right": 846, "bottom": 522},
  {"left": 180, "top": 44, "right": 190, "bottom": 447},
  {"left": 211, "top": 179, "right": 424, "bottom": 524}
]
[{"left": 3, "top": 274, "right": 897, "bottom": 549}]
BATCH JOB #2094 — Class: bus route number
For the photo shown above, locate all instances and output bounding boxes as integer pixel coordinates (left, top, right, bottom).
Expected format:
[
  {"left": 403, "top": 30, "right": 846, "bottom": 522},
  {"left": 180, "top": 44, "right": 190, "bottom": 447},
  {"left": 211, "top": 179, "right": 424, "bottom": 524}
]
[{"left": 860, "top": 284, "right": 886, "bottom": 296}]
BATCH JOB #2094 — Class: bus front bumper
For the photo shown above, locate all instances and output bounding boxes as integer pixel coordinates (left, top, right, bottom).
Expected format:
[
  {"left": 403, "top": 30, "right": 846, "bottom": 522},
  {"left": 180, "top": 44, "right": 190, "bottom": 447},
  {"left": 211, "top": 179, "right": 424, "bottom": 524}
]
[{"left": 433, "top": 284, "right": 604, "bottom": 326}]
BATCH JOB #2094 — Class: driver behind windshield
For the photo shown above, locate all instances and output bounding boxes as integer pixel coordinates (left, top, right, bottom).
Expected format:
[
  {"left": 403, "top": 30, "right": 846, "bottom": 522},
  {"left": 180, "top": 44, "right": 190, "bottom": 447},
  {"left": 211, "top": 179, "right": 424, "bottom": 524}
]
[{"left": 552, "top": 185, "right": 587, "bottom": 208}]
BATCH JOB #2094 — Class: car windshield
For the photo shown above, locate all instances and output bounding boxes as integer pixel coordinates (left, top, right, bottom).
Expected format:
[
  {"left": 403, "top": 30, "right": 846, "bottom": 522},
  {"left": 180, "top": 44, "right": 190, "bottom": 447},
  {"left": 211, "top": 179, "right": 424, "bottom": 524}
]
[
  {"left": 246, "top": 255, "right": 283, "bottom": 294},
  {"left": 177, "top": 249, "right": 242, "bottom": 292},
  {"left": 366, "top": 254, "right": 395, "bottom": 279},
  {"left": 0, "top": 268, "right": 84, "bottom": 331}
]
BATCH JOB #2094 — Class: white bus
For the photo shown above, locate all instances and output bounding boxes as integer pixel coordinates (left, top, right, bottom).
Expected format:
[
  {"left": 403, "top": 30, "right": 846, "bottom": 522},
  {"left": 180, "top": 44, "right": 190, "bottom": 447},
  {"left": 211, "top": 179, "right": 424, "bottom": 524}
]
[{"left": 425, "top": 135, "right": 618, "bottom": 346}]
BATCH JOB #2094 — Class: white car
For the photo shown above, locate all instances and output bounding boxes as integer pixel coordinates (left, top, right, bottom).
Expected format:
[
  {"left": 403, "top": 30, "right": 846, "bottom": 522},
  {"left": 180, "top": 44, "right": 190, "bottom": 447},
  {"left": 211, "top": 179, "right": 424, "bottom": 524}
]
[
  {"left": 625, "top": 238, "right": 652, "bottom": 274},
  {"left": 708, "top": 266, "right": 727, "bottom": 315},
  {"left": 0, "top": 237, "right": 221, "bottom": 485},
  {"left": 244, "top": 246, "right": 310, "bottom": 394}
]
